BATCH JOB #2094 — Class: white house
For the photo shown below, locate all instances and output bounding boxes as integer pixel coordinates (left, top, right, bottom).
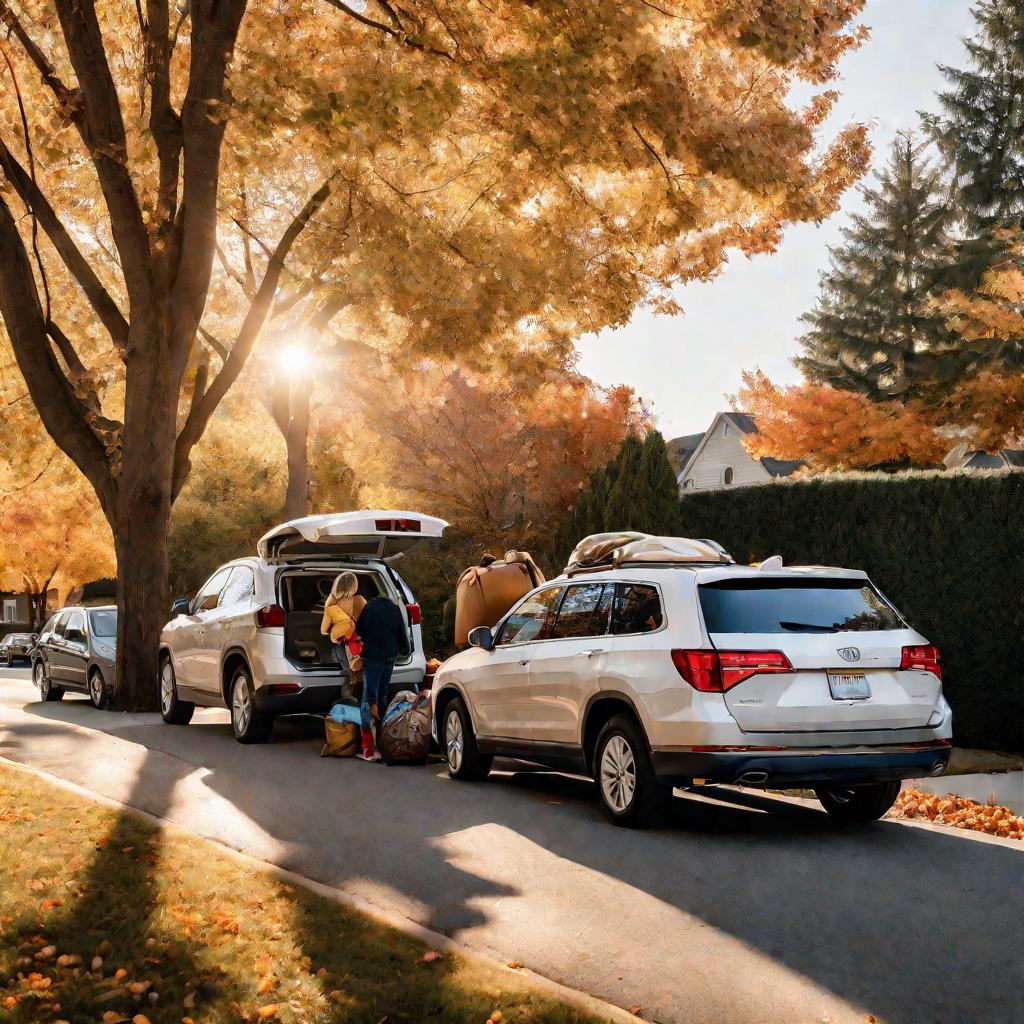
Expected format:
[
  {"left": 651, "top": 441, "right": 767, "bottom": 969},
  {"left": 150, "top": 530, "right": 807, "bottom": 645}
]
[{"left": 675, "top": 411, "right": 804, "bottom": 493}]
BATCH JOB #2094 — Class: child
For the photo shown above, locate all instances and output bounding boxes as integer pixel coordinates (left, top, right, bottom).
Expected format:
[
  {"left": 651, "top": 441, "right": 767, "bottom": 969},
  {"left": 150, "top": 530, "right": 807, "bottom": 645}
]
[{"left": 320, "top": 573, "right": 366, "bottom": 700}]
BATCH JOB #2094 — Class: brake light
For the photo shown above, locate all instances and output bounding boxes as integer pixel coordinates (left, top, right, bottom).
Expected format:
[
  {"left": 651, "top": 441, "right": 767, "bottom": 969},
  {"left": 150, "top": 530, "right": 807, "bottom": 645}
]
[
  {"left": 256, "top": 604, "right": 286, "bottom": 628},
  {"left": 900, "top": 644, "right": 941, "bottom": 680},
  {"left": 671, "top": 649, "right": 792, "bottom": 692},
  {"left": 268, "top": 683, "right": 301, "bottom": 694},
  {"left": 405, "top": 603, "right": 422, "bottom": 625},
  {"left": 375, "top": 518, "right": 421, "bottom": 533}
]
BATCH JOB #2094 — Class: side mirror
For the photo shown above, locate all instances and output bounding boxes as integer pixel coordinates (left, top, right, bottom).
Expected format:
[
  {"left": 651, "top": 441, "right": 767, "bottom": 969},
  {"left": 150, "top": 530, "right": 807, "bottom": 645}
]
[
  {"left": 171, "top": 598, "right": 191, "bottom": 616},
  {"left": 467, "top": 625, "right": 495, "bottom": 650}
]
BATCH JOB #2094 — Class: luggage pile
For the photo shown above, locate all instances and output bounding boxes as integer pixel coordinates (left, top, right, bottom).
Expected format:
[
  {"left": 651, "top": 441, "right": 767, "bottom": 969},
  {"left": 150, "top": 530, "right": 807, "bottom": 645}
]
[
  {"left": 377, "top": 690, "right": 432, "bottom": 765},
  {"left": 454, "top": 551, "right": 545, "bottom": 644}
]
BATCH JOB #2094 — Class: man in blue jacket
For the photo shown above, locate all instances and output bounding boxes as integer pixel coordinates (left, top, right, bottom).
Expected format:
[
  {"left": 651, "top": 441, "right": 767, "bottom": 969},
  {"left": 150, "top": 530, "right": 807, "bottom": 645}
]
[{"left": 354, "top": 596, "right": 411, "bottom": 761}]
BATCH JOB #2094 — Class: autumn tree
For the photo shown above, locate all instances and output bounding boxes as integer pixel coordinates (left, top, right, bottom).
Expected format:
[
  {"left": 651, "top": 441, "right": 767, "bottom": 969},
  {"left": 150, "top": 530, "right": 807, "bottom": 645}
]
[{"left": 0, "top": 0, "right": 870, "bottom": 707}]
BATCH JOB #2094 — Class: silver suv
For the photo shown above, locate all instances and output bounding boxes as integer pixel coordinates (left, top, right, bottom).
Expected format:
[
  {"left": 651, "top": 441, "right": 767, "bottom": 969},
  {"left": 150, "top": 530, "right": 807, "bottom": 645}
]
[
  {"left": 432, "top": 539, "right": 952, "bottom": 827},
  {"left": 159, "top": 511, "right": 447, "bottom": 742}
]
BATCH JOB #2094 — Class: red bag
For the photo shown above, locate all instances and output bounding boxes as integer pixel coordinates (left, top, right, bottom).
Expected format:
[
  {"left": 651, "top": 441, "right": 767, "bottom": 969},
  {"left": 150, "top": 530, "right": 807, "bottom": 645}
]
[{"left": 347, "top": 638, "right": 363, "bottom": 657}]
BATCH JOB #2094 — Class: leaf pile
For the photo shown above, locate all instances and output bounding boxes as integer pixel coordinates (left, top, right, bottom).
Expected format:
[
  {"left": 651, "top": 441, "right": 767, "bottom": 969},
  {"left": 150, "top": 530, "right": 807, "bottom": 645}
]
[{"left": 886, "top": 788, "right": 1023, "bottom": 840}]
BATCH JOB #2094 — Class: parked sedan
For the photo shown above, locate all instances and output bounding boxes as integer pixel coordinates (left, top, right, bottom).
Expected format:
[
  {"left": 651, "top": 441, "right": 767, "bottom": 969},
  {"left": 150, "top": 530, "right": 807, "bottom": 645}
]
[
  {"left": 32, "top": 606, "right": 117, "bottom": 708},
  {"left": 0, "top": 633, "right": 35, "bottom": 666}
]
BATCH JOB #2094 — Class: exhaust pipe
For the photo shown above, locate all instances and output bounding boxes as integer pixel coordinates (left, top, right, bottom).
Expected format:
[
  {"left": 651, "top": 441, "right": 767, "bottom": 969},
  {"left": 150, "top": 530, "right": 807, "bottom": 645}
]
[
  {"left": 737, "top": 770, "right": 769, "bottom": 786},
  {"left": 929, "top": 761, "right": 947, "bottom": 777}
]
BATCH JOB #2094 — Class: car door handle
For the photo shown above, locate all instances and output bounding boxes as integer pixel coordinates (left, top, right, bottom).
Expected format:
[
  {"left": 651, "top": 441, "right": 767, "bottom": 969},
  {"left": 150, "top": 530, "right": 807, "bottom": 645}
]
[
  {"left": 518, "top": 658, "right": 530, "bottom": 667},
  {"left": 580, "top": 648, "right": 605, "bottom": 657}
]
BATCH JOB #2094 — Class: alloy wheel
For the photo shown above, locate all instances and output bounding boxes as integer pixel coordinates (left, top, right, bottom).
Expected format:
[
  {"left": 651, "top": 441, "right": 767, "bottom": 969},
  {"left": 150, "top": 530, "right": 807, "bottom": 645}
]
[
  {"left": 445, "top": 708, "right": 463, "bottom": 773},
  {"left": 232, "top": 677, "right": 252, "bottom": 734},
  {"left": 600, "top": 735, "right": 637, "bottom": 814},
  {"left": 35, "top": 661, "right": 48, "bottom": 698},
  {"left": 160, "top": 663, "right": 174, "bottom": 715},
  {"left": 90, "top": 672, "right": 104, "bottom": 707}
]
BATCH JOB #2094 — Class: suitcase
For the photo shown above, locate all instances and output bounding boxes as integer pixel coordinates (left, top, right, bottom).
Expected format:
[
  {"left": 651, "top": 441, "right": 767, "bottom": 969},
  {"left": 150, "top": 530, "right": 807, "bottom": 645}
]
[{"left": 454, "top": 560, "right": 534, "bottom": 644}]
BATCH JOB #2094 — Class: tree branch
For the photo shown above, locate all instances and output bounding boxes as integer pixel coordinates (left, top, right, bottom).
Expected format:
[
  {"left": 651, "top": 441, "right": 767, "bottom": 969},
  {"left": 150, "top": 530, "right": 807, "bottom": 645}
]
[
  {"left": 0, "top": 194, "right": 117, "bottom": 518},
  {"left": 0, "top": 137, "right": 130, "bottom": 350},
  {"left": 51, "top": 0, "right": 153, "bottom": 307},
  {"left": 146, "top": 0, "right": 183, "bottom": 239},
  {"left": 321, "top": 0, "right": 455, "bottom": 60},
  {"left": 171, "top": 172, "right": 337, "bottom": 497}
]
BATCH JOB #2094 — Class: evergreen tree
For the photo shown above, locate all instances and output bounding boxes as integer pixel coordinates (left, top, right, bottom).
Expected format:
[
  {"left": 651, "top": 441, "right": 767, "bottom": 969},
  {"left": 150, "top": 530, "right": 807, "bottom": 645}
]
[
  {"left": 929, "top": 0, "right": 1024, "bottom": 234},
  {"left": 797, "top": 134, "right": 964, "bottom": 401},
  {"left": 604, "top": 435, "right": 646, "bottom": 530},
  {"left": 639, "top": 431, "right": 684, "bottom": 535}
]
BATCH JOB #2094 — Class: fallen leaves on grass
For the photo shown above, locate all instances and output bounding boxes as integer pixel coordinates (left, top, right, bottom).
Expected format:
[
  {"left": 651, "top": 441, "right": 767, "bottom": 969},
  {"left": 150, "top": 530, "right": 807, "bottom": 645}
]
[{"left": 887, "top": 789, "right": 1023, "bottom": 839}]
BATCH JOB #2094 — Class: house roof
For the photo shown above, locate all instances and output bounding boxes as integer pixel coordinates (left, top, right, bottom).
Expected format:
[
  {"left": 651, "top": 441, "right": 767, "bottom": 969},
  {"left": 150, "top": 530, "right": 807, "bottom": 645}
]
[
  {"left": 722, "top": 411, "right": 758, "bottom": 435},
  {"left": 961, "top": 449, "right": 1024, "bottom": 470},
  {"left": 758, "top": 456, "right": 805, "bottom": 478},
  {"left": 665, "top": 432, "right": 705, "bottom": 475}
]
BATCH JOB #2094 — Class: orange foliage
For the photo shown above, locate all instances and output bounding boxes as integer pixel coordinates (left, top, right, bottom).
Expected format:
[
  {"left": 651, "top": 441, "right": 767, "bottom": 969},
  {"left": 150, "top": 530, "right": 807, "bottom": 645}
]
[
  {"left": 736, "top": 370, "right": 948, "bottom": 471},
  {"left": 935, "top": 370, "right": 1024, "bottom": 452}
]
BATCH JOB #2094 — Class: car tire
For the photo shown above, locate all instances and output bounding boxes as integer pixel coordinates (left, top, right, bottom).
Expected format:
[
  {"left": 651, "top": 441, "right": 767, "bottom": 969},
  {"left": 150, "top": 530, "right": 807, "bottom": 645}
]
[
  {"left": 442, "top": 697, "right": 492, "bottom": 781},
  {"left": 594, "top": 715, "right": 672, "bottom": 828},
  {"left": 815, "top": 781, "right": 901, "bottom": 824},
  {"left": 35, "top": 660, "right": 64, "bottom": 702},
  {"left": 229, "top": 665, "right": 273, "bottom": 744},
  {"left": 88, "top": 668, "right": 109, "bottom": 710},
  {"left": 160, "top": 657, "right": 194, "bottom": 725}
]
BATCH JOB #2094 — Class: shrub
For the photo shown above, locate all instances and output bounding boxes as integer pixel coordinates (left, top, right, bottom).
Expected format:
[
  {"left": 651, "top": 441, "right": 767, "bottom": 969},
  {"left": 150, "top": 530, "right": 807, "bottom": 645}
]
[{"left": 680, "top": 470, "right": 1024, "bottom": 753}]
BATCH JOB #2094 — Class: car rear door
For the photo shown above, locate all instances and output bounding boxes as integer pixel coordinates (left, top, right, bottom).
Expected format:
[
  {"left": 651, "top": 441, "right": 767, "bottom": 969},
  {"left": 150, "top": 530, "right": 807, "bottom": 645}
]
[
  {"left": 257, "top": 510, "right": 448, "bottom": 560},
  {"left": 698, "top": 574, "right": 944, "bottom": 734},
  {"left": 527, "top": 582, "right": 613, "bottom": 747}
]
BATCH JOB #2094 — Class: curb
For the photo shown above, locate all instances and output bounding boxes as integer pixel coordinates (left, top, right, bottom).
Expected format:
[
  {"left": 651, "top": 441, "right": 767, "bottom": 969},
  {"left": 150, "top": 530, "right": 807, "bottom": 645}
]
[{"left": 0, "top": 754, "right": 641, "bottom": 1024}]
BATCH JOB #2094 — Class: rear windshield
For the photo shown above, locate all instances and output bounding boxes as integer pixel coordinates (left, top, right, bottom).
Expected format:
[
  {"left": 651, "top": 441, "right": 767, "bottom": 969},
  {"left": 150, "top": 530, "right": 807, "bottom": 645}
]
[{"left": 699, "top": 578, "right": 906, "bottom": 634}]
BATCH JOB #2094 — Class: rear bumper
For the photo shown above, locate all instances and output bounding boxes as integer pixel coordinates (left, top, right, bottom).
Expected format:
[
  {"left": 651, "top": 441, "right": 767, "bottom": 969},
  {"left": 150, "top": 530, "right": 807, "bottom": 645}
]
[
  {"left": 650, "top": 745, "right": 951, "bottom": 788},
  {"left": 254, "top": 665, "right": 425, "bottom": 715}
]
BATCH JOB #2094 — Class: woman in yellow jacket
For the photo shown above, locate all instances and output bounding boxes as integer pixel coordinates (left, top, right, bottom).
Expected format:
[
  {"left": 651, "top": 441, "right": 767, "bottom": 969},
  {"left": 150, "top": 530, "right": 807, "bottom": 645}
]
[{"left": 320, "top": 572, "right": 366, "bottom": 714}]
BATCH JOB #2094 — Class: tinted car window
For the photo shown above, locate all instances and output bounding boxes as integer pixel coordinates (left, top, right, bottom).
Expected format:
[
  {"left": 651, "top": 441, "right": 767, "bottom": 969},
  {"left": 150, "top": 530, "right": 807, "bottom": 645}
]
[
  {"left": 548, "top": 583, "right": 612, "bottom": 640},
  {"left": 52, "top": 612, "right": 69, "bottom": 639},
  {"left": 699, "top": 578, "right": 906, "bottom": 633},
  {"left": 499, "top": 587, "right": 562, "bottom": 645},
  {"left": 219, "top": 566, "right": 255, "bottom": 607},
  {"left": 193, "top": 568, "right": 232, "bottom": 612},
  {"left": 89, "top": 610, "right": 118, "bottom": 638},
  {"left": 610, "top": 584, "right": 663, "bottom": 635}
]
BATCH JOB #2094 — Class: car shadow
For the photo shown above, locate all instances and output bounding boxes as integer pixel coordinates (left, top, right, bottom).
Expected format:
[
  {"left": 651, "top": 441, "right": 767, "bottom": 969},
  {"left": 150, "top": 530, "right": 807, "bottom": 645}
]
[{"left": 10, "top": 696, "right": 1023, "bottom": 1024}]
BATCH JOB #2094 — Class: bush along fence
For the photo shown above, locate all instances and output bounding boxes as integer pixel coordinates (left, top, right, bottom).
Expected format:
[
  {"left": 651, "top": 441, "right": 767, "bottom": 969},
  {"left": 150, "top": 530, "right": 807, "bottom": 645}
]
[{"left": 680, "top": 469, "right": 1024, "bottom": 754}]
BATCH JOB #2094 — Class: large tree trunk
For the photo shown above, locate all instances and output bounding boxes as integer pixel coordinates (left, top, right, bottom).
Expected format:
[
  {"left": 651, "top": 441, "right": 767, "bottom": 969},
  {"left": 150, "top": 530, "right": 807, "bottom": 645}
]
[
  {"left": 111, "top": 355, "right": 179, "bottom": 711},
  {"left": 284, "top": 377, "right": 311, "bottom": 519}
]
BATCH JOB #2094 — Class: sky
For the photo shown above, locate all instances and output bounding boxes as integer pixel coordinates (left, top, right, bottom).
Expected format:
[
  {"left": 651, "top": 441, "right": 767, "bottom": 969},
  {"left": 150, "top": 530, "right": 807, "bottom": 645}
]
[{"left": 576, "top": 0, "right": 977, "bottom": 441}]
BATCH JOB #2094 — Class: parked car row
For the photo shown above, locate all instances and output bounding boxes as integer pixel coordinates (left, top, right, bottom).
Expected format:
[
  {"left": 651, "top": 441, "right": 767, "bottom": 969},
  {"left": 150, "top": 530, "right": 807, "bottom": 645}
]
[
  {"left": 18, "top": 511, "right": 954, "bottom": 830},
  {"left": 0, "top": 632, "right": 35, "bottom": 666}
]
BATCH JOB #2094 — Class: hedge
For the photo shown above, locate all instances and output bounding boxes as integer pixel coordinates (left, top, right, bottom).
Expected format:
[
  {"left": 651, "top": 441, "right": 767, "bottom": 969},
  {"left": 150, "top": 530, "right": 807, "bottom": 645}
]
[{"left": 679, "top": 469, "right": 1023, "bottom": 753}]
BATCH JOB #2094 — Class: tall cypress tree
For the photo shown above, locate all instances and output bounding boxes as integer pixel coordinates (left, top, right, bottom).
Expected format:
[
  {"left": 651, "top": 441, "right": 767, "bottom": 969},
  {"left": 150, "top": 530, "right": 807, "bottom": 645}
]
[
  {"left": 797, "top": 134, "right": 964, "bottom": 401},
  {"left": 639, "top": 431, "right": 684, "bottom": 535}
]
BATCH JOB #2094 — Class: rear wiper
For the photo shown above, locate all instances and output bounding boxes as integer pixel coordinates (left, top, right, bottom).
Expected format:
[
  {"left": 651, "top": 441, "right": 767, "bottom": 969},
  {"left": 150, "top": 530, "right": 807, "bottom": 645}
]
[{"left": 779, "top": 620, "right": 840, "bottom": 633}]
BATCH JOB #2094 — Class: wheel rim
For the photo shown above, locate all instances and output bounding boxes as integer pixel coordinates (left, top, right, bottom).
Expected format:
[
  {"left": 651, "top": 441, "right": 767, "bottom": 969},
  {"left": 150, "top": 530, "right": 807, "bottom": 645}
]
[
  {"left": 160, "top": 663, "right": 174, "bottom": 715},
  {"left": 445, "top": 709, "right": 463, "bottom": 772},
  {"left": 35, "top": 662, "right": 47, "bottom": 696},
  {"left": 600, "top": 735, "right": 636, "bottom": 813},
  {"left": 90, "top": 673, "right": 103, "bottom": 705},
  {"left": 232, "top": 676, "right": 251, "bottom": 733}
]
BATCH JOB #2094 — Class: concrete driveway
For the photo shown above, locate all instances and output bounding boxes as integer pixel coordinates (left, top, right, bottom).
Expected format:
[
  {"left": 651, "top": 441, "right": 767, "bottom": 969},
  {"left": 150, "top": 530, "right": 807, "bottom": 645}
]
[{"left": 0, "top": 669, "right": 1019, "bottom": 1024}]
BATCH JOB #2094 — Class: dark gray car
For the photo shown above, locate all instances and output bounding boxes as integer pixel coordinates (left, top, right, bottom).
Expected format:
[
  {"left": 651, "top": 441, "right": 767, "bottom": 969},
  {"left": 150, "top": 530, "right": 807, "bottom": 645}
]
[
  {"left": 0, "top": 633, "right": 35, "bottom": 666},
  {"left": 32, "top": 606, "right": 117, "bottom": 708}
]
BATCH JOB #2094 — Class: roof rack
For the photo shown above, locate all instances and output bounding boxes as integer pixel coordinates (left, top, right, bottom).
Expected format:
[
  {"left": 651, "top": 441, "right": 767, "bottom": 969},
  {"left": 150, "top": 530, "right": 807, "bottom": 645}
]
[{"left": 564, "top": 532, "right": 734, "bottom": 574}]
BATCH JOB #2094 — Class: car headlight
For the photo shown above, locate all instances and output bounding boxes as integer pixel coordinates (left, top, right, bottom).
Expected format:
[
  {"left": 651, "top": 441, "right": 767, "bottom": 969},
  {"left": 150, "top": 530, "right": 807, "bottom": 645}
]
[{"left": 94, "top": 643, "right": 116, "bottom": 661}]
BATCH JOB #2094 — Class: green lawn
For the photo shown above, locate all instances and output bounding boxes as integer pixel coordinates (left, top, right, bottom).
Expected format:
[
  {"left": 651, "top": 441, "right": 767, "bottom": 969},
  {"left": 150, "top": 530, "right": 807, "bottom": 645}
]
[{"left": 0, "top": 762, "right": 608, "bottom": 1024}]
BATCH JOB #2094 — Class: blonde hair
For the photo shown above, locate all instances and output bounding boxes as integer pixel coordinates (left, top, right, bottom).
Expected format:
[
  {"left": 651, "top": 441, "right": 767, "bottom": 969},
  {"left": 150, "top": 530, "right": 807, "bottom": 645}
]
[{"left": 329, "top": 572, "right": 359, "bottom": 603}]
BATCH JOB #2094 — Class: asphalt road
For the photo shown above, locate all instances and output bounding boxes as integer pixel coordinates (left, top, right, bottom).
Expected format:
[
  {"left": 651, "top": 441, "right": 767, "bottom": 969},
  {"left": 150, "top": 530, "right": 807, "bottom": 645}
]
[{"left": 0, "top": 669, "right": 1019, "bottom": 1024}]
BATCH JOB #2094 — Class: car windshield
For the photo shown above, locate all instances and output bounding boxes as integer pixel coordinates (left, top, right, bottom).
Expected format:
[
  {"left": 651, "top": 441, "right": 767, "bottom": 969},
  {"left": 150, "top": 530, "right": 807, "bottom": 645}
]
[
  {"left": 699, "top": 578, "right": 906, "bottom": 633},
  {"left": 89, "top": 610, "right": 118, "bottom": 638}
]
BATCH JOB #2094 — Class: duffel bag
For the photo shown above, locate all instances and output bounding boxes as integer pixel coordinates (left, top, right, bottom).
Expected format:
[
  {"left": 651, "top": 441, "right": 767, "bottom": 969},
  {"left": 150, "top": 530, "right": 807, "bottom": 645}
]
[
  {"left": 321, "top": 700, "right": 361, "bottom": 757},
  {"left": 378, "top": 691, "right": 432, "bottom": 765}
]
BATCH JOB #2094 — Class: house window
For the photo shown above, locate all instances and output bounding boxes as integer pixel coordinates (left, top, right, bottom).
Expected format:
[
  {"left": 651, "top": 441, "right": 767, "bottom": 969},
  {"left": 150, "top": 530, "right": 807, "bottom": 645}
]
[
  {"left": 2, "top": 600, "right": 16, "bottom": 623},
  {"left": 722, "top": 467, "right": 734, "bottom": 486},
  {"left": 682, "top": 479, "right": 694, "bottom": 490},
  {"left": 722, "top": 423, "right": 730, "bottom": 437}
]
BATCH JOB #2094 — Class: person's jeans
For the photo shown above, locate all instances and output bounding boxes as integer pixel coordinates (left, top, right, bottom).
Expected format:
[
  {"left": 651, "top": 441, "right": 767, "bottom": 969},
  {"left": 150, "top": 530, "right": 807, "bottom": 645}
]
[{"left": 361, "top": 657, "right": 395, "bottom": 732}]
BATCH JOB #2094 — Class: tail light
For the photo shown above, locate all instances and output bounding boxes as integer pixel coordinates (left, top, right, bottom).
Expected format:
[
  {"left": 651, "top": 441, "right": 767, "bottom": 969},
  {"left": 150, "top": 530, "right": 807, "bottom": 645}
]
[
  {"left": 671, "top": 649, "right": 792, "bottom": 692},
  {"left": 900, "top": 644, "right": 941, "bottom": 680},
  {"left": 405, "top": 603, "right": 422, "bottom": 625},
  {"left": 256, "top": 604, "right": 286, "bottom": 628}
]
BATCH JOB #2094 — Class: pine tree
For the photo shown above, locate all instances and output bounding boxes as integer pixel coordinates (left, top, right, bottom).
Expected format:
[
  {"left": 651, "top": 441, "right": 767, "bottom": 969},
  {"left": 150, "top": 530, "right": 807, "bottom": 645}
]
[
  {"left": 797, "top": 134, "right": 965, "bottom": 401},
  {"left": 929, "top": 0, "right": 1024, "bottom": 234},
  {"left": 925, "top": 0, "right": 1024, "bottom": 374},
  {"left": 605, "top": 435, "right": 646, "bottom": 530},
  {"left": 639, "top": 431, "right": 684, "bottom": 535}
]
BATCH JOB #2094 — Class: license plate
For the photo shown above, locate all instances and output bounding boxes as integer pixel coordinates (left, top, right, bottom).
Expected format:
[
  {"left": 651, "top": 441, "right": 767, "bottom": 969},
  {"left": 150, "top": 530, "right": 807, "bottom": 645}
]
[{"left": 828, "top": 671, "right": 871, "bottom": 700}]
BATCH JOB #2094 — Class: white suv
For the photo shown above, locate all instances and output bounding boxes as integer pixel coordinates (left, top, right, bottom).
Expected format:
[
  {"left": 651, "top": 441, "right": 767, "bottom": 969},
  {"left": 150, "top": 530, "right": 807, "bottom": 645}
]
[
  {"left": 432, "top": 540, "right": 952, "bottom": 827},
  {"left": 159, "top": 511, "right": 447, "bottom": 742}
]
